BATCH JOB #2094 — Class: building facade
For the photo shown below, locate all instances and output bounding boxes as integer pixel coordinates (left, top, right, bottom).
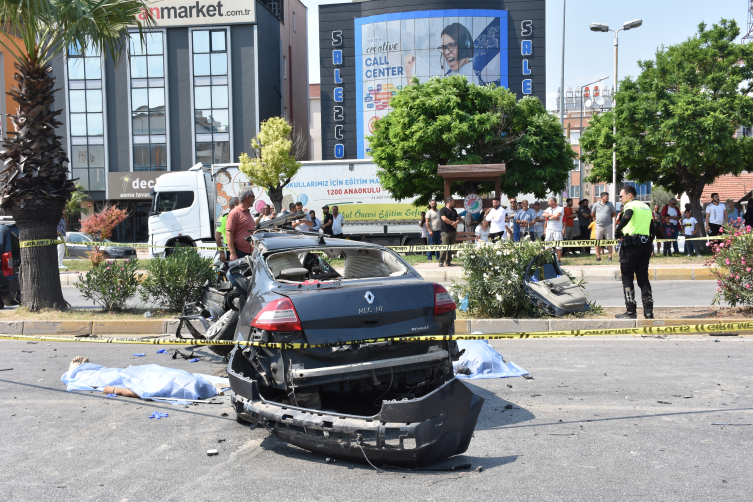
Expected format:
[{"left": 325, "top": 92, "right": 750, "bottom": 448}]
[
  {"left": 0, "top": 0, "right": 308, "bottom": 241},
  {"left": 318, "top": 0, "right": 546, "bottom": 161}
]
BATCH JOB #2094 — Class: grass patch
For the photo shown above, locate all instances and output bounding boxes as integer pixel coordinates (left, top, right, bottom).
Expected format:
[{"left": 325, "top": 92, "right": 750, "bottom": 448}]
[
  {"left": 60, "top": 259, "right": 94, "bottom": 272},
  {"left": 0, "top": 306, "right": 176, "bottom": 321}
]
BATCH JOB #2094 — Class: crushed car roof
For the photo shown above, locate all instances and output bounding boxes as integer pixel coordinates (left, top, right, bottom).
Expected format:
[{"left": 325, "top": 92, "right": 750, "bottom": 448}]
[{"left": 252, "top": 232, "right": 382, "bottom": 251}]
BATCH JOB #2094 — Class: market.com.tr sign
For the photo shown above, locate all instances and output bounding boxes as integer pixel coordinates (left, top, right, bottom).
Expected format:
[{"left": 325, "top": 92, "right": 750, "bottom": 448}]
[{"left": 135, "top": 0, "right": 256, "bottom": 27}]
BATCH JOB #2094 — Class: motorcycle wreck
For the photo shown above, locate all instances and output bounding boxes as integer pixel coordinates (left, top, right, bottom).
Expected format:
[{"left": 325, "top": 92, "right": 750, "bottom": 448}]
[{"left": 177, "top": 228, "right": 485, "bottom": 467}]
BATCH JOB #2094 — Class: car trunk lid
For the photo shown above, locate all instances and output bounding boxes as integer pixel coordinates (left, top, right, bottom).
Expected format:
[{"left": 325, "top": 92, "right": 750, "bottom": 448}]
[{"left": 279, "top": 280, "right": 436, "bottom": 345}]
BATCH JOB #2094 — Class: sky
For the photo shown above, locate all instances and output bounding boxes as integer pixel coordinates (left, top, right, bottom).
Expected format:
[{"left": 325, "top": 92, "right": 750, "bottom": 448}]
[{"left": 302, "top": 0, "right": 747, "bottom": 109}]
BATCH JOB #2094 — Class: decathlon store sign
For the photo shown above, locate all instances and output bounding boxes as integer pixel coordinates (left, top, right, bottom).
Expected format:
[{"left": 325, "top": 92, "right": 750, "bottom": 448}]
[{"left": 135, "top": 0, "right": 256, "bottom": 26}]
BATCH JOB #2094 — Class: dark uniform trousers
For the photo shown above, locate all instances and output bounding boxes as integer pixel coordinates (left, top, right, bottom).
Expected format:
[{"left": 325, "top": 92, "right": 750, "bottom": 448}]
[{"left": 619, "top": 241, "right": 653, "bottom": 310}]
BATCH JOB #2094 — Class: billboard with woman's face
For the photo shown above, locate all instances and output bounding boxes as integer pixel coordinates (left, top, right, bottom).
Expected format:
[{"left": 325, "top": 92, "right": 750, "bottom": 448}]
[{"left": 355, "top": 10, "right": 508, "bottom": 158}]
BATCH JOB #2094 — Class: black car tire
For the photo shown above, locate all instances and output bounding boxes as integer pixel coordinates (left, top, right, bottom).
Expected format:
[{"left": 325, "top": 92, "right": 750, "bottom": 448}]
[{"left": 206, "top": 309, "right": 239, "bottom": 357}]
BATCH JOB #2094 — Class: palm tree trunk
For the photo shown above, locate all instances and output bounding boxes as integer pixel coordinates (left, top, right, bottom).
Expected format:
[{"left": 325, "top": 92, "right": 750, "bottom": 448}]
[
  {"left": 12, "top": 200, "right": 67, "bottom": 309},
  {"left": 0, "top": 57, "right": 73, "bottom": 310}
]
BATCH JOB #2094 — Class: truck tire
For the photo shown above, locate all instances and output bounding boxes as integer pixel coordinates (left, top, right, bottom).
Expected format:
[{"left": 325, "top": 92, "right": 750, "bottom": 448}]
[{"left": 205, "top": 309, "right": 239, "bottom": 357}]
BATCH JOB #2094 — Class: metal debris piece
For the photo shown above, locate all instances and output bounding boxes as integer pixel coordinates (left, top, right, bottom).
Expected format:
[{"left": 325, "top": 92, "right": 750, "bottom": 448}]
[{"left": 207, "top": 449, "right": 219, "bottom": 456}]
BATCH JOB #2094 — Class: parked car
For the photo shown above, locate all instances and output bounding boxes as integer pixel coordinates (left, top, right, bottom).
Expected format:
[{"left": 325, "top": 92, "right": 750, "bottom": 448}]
[
  {"left": 187, "top": 230, "right": 484, "bottom": 467},
  {"left": 0, "top": 223, "right": 20, "bottom": 308},
  {"left": 64, "top": 232, "right": 137, "bottom": 259}
]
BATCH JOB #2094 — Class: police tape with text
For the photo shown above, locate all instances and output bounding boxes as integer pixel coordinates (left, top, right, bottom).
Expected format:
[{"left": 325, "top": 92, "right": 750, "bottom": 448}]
[
  {"left": 19, "top": 235, "right": 724, "bottom": 253},
  {"left": 1, "top": 320, "right": 750, "bottom": 349}
]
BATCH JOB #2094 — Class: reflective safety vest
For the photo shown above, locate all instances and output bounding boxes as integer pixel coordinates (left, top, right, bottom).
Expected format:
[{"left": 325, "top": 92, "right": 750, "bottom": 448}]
[{"left": 622, "top": 199, "right": 652, "bottom": 236}]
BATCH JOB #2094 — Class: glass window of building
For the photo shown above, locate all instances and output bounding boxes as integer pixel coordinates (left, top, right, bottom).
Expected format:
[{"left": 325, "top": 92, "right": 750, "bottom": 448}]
[
  {"left": 192, "top": 29, "right": 231, "bottom": 165},
  {"left": 129, "top": 31, "right": 168, "bottom": 171},
  {"left": 67, "top": 45, "right": 106, "bottom": 191}
]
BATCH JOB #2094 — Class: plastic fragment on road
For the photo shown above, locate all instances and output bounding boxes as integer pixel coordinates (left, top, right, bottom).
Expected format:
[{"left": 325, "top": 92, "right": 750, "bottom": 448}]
[
  {"left": 189, "top": 358, "right": 200, "bottom": 363},
  {"left": 452, "top": 339, "right": 529, "bottom": 379},
  {"left": 156, "top": 349, "right": 167, "bottom": 354},
  {"left": 149, "top": 412, "right": 169, "bottom": 419},
  {"left": 133, "top": 353, "right": 146, "bottom": 357},
  {"left": 61, "top": 363, "right": 219, "bottom": 403},
  {"left": 207, "top": 449, "right": 219, "bottom": 456},
  {"left": 106, "top": 393, "right": 117, "bottom": 397}
]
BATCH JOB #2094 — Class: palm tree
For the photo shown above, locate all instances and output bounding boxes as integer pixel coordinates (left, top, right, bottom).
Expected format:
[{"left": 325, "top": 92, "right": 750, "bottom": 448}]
[
  {"left": 0, "top": 0, "right": 153, "bottom": 309},
  {"left": 64, "top": 182, "right": 90, "bottom": 230}
]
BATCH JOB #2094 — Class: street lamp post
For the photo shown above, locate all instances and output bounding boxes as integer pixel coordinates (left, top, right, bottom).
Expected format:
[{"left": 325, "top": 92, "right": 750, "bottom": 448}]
[
  {"left": 589, "top": 19, "right": 643, "bottom": 215},
  {"left": 578, "top": 76, "right": 609, "bottom": 196}
]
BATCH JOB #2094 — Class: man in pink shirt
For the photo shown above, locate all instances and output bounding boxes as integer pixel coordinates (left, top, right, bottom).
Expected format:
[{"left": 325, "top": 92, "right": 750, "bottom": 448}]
[{"left": 226, "top": 186, "right": 256, "bottom": 261}]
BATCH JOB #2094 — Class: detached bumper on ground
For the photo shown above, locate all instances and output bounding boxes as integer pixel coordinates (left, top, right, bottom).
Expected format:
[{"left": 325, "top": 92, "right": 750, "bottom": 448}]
[{"left": 228, "top": 347, "right": 485, "bottom": 467}]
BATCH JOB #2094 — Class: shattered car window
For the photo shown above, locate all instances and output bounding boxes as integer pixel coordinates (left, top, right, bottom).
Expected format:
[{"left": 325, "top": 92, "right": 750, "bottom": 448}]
[{"left": 264, "top": 247, "right": 407, "bottom": 283}]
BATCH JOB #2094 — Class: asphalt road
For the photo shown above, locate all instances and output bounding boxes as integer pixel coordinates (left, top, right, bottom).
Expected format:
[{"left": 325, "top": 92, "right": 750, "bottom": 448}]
[
  {"left": 14, "top": 281, "right": 718, "bottom": 312},
  {"left": 581, "top": 281, "right": 720, "bottom": 307},
  {"left": 1, "top": 336, "right": 751, "bottom": 501}
]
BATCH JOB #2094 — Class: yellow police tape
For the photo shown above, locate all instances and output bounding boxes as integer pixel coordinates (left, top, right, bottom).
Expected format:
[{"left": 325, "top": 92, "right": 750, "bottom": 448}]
[
  {"left": 19, "top": 239, "right": 229, "bottom": 251},
  {"left": 386, "top": 236, "right": 724, "bottom": 254},
  {"left": 19, "top": 235, "right": 724, "bottom": 254},
  {"left": 1, "top": 320, "right": 750, "bottom": 349}
]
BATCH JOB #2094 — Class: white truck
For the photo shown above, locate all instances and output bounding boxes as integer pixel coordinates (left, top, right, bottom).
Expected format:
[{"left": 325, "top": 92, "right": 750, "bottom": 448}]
[{"left": 147, "top": 160, "right": 425, "bottom": 257}]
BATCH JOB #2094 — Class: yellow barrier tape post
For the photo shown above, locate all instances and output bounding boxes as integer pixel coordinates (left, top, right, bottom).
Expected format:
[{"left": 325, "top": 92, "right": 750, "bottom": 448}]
[{"left": 1, "top": 319, "right": 751, "bottom": 349}]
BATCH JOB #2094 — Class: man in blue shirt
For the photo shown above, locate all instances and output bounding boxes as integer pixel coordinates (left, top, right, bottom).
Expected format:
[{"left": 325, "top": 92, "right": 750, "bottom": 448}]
[{"left": 515, "top": 200, "right": 536, "bottom": 240}]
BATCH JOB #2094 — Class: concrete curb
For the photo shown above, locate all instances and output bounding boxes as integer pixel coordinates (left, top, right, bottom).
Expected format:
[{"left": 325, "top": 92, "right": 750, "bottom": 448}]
[
  {"left": 1, "top": 319, "right": 207, "bottom": 336},
  {"left": 454, "top": 318, "right": 747, "bottom": 334}
]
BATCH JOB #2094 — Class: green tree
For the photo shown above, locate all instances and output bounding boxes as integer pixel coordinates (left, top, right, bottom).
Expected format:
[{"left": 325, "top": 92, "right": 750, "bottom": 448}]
[
  {"left": 239, "top": 117, "right": 302, "bottom": 213},
  {"left": 64, "top": 183, "right": 90, "bottom": 228},
  {"left": 0, "top": 0, "right": 153, "bottom": 310},
  {"left": 580, "top": 19, "right": 753, "bottom": 231},
  {"left": 369, "top": 76, "right": 576, "bottom": 206}
]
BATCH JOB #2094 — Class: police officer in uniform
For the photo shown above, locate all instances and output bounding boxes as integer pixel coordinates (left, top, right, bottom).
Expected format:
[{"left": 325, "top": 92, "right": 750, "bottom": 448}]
[{"left": 614, "top": 185, "right": 657, "bottom": 319}]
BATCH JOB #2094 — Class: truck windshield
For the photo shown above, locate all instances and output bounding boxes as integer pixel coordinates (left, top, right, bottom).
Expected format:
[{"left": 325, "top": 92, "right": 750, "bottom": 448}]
[{"left": 152, "top": 192, "right": 194, "bottom": 214}]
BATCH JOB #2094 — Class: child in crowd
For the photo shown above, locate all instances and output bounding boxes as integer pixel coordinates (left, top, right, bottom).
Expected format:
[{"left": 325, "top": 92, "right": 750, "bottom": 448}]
[
  {"left": 682, "top": 209, "right": 700, "bottom": 256},
  {"left": 475, "top": 218, "right": 490, "bottom": 243},
  {"left": 661, "top": 214, "right": 676, "bottom": 256}
]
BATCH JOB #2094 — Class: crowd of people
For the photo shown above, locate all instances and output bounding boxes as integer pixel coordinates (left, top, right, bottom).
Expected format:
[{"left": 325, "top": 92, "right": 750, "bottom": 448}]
[
  {"left": 215, "top": 189, "right": 346, "bottom": 263},
  {"left": 416, "top": 192, "right": 753, "bottom": 264}
]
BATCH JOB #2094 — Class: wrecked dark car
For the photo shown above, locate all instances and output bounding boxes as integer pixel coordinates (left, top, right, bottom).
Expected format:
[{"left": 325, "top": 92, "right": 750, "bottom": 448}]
[{"left": 220, "top": 231, "right": 484, "bottom": 467}]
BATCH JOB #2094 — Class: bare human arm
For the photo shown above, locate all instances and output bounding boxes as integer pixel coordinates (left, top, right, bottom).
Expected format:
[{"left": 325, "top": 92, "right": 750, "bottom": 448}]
[{"left": 215, "top": 229, "right": 226, "bottom": 263}]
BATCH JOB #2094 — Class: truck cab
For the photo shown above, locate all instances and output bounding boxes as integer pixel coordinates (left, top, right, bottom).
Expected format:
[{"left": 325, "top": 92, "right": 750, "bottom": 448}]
[{"left": 148, "top": 165, "right": 214, "bottom": 257}]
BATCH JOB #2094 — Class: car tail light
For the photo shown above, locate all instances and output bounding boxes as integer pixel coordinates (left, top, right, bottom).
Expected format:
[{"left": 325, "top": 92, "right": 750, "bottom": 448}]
[
  {"left": 433, "top": 283, "right": 456, "bottom": 315},
  {"left": 2, "top": 252, "right": 13, "bottom": 276},
  {"left": 251, "top": 297, "right": 303, "bottom": 332}
]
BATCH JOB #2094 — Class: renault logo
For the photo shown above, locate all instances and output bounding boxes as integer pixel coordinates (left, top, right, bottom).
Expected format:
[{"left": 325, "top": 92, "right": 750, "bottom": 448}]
[{"left": 364, "top": 291, "right": 375, "bottom": 304}]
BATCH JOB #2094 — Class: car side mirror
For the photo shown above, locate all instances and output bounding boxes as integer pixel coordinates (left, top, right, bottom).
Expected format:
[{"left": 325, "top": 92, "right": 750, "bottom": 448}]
[{"left": 149, "top": 211, "right": 158, "bottom": 216}]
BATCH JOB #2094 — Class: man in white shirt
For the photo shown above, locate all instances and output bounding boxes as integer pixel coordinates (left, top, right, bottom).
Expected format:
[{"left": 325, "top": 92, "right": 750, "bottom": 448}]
[
  {"left": 705, "top": 192, "right": 726, "bottom": 238},
  {"left": 485, "top": 197, "right": 510, "bottom": 241},
  {"left": 682, "top": 209, "right": 700, "bottom": 257},
  {"left": 331, "top": 205, "right": 345, "bottom": 237},
  {"left": 425, "top": 199, "right": 442, "bottom": 260},
  {"left": 291, "top": 201, "right": 311, "bottom": 232},
  {"left": 259, "top": 205, "right": 276, "bottom": 223},
  {"left": 543, "top": 196, "right": 565, "bottom": 259}
]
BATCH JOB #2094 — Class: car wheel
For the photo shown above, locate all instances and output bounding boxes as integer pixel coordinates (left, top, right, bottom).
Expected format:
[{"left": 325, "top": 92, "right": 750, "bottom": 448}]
[{"left": 206, "top": 309, "right": 239, "bottom": 357}]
